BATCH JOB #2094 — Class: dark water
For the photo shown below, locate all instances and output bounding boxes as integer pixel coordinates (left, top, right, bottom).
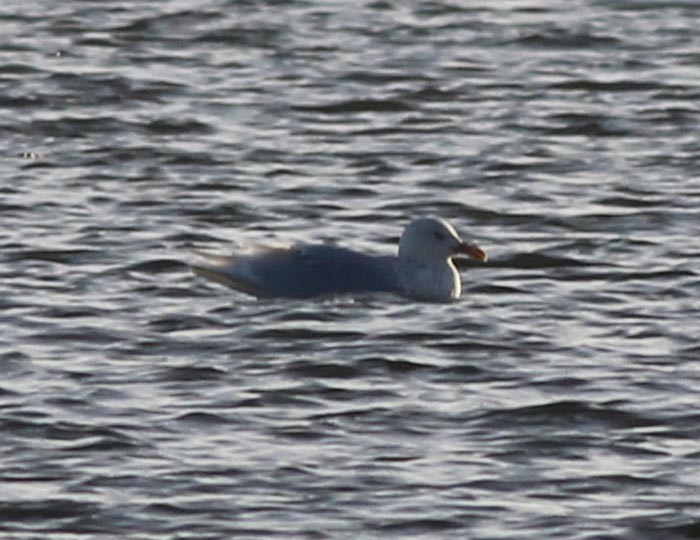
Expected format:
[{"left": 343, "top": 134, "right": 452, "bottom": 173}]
[{"left": 2, "top": 1, "right": 700, "bottom": 538}]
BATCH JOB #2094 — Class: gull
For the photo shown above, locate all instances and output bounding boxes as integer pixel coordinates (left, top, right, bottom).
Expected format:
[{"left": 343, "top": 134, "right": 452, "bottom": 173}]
[{"left": 191, "top": 217, "right": 486, "bottom": 302}]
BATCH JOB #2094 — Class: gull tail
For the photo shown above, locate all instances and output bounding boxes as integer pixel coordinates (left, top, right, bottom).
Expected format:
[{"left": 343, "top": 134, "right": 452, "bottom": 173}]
[{"left": 190, "top": 251, "right": 263, "bottom": 297}]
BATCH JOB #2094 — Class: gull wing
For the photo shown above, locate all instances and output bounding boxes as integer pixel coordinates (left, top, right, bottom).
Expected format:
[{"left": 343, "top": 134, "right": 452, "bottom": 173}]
[{"left": 192, "top": 245, "right": 399, "bottom": 299}]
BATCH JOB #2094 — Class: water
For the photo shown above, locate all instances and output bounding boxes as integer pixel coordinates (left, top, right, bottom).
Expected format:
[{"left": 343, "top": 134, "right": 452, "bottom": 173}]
[{"left": 2, "top": 1, "right": 699, "bottom": 538}]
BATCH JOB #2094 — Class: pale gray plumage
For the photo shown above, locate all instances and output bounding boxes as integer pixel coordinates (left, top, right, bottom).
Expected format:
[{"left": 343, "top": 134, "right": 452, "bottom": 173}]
[{"left": 191, "top": 217, "right": 486, "bottom": 302}]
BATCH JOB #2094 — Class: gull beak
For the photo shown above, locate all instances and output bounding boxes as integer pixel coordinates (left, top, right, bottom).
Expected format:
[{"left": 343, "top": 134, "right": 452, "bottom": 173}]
[{"left": 455, "top": 241, "right": 487, "bottom": 262}]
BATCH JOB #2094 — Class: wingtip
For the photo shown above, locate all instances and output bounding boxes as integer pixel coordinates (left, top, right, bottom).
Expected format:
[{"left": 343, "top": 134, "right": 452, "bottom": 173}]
[{"left": 190, "top": 260, "right": 266, "bottom": 298}]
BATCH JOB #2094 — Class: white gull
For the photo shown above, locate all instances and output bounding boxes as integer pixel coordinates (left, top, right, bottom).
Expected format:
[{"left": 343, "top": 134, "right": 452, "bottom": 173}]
[{"left": 191, "top": 216, "right": 486, "bottom": 302}]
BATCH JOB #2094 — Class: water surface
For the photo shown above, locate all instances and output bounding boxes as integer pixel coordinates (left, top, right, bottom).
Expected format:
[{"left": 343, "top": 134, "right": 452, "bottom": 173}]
[{"left": 2, "top": 1, "right": 699, "bottom": 538}]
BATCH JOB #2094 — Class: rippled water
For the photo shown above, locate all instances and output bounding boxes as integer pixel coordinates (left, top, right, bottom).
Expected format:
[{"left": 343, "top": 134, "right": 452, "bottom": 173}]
[{"left": 2, "top": 1, "right": 700, "bottom": 538}]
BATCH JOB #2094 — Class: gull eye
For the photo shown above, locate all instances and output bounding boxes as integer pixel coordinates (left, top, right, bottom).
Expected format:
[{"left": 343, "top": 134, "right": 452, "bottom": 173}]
[{"left": 433, "top": 231, "right": 446, "bottom": 241}]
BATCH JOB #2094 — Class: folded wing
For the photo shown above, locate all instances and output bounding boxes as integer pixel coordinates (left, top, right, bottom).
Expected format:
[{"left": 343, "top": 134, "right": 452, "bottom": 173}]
[{"left": 192, "top": 245, "right": 399, "bottom": 299}]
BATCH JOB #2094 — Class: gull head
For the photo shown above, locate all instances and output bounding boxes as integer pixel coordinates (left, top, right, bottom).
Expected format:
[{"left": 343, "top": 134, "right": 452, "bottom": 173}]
[{"left": 398, "top": 217, "right": 487, "bottom": 264}]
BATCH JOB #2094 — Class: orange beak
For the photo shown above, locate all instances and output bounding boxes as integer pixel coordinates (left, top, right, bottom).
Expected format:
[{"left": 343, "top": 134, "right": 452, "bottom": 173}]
[{"left": 455, "top": 241, "right": 487, "bottom": 262}]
